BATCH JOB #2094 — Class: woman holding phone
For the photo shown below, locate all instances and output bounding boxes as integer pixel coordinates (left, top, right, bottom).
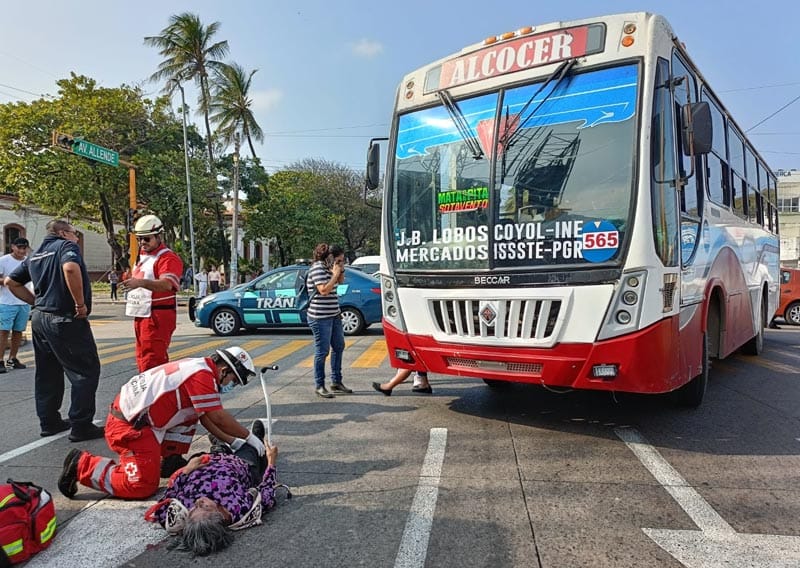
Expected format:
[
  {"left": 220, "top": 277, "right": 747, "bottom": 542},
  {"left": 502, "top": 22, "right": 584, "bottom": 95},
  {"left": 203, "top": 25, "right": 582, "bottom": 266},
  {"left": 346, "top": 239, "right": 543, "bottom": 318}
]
[{"left": 306, "top": 243, "right": 352, "bottom": 399}]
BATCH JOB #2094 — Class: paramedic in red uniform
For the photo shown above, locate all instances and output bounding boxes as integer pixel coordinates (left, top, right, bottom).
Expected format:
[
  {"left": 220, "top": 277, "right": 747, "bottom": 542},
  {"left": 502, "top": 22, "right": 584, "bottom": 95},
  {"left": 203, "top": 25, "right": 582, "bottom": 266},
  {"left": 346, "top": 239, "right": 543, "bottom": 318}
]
[
  {"left": 58, "top": 346, "right": 265, "bottom": 500},
  {"left": 122, "top": 215, "right": 183, "bottom": 373}
]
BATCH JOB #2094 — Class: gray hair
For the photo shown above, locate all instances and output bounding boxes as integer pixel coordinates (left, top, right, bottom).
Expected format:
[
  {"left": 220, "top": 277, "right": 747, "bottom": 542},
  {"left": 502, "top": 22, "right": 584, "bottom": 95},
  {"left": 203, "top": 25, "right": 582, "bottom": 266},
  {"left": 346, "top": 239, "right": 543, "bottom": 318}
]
[{"left": 173, "top": 510, "right": 233, "bottom": 556}]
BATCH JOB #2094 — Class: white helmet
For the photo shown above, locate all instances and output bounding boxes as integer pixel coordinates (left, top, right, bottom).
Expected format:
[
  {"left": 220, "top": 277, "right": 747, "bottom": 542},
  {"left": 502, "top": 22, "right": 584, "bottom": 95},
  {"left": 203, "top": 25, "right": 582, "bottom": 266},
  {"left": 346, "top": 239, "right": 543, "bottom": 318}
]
[
  {"left": 133, "top": 214, "right": 164, "bottom": 236},
  {"left": 216, "top": 346, "right": 256, "bottom": 385}
]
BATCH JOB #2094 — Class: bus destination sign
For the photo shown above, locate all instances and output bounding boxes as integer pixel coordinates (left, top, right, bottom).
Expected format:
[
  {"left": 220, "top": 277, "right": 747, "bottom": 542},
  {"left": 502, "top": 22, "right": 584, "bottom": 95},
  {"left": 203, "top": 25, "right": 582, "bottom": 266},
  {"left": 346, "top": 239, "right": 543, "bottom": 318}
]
[{"left": 427, "top": 23, "right": 606, "bottom": 92}]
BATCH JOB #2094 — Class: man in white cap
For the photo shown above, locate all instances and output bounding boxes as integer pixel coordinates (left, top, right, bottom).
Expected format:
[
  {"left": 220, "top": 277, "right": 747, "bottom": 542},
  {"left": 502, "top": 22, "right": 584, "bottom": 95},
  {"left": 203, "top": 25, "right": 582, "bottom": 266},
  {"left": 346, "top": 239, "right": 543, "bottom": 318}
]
[
  {"left": 122, "top": 215, "right": 183, "bottom": 372},
  {"left": 58, "top": 346, "right": 264, "bottom": 500}
]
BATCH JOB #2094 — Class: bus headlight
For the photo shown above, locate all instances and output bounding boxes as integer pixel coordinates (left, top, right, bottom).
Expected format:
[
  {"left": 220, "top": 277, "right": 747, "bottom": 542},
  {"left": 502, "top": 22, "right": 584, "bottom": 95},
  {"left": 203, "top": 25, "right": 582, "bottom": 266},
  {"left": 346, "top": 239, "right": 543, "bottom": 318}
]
[
  {"left": 387, "top": 305, "right": 398, "bottom": 317},
  {"left": 622, "top": 291, "right": 638, "bottom": 305},
  {"left": 616, "top": 310, "right": 631, "bottom": 324}
]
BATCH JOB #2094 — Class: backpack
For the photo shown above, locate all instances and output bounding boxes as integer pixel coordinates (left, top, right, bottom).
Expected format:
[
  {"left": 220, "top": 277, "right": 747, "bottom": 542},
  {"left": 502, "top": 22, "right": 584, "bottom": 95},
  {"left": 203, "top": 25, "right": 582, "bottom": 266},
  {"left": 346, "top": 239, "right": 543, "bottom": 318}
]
[{"left": 0, "top": 480, "right": 57, "bottom": 566}]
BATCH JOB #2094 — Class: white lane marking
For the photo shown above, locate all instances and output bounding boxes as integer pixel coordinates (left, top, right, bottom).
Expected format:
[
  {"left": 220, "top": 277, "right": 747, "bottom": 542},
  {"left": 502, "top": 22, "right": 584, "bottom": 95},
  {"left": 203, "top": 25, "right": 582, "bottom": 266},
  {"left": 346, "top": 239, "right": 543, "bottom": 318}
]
[
  {"left": 394, "top": 427, "right": 447, "bottom": 568},
  {"left": 616, "top": 427, "right": 800, "bottom": 567},
  {"left": 0, "top": 420, "right": 104, "bottom": 464},
  {"left": 26, "top": 499, "right": 163, "bottom": 568},
  {"left": 615, "top": 427, "right": 735, "bottom": 538}
]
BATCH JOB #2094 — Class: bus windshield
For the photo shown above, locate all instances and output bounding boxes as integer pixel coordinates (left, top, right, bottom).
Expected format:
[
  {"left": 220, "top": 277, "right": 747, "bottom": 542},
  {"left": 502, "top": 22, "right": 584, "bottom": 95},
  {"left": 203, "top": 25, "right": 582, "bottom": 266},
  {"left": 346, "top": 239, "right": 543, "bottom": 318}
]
[{"left": 390, "top": 63, "right": 639, "bottom": 271}]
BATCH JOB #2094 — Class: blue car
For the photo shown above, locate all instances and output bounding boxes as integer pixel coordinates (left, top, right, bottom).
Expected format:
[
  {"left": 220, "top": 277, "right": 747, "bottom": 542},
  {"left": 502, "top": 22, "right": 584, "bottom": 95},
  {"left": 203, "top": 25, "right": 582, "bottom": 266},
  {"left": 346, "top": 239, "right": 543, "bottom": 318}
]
[{"left": 189, "top": 264, "right": 382, "bottom": 336}]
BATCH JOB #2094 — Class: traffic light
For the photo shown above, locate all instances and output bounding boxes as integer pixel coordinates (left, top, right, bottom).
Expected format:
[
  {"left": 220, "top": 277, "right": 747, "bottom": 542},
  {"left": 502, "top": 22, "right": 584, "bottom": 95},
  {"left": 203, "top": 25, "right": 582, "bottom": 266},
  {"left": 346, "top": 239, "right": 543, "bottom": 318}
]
[
  {"left": 127, "top": 208, "right": 136, "bottom": 232},
  {"left": 52, "top": 131, "right": 76, "bottom": 152}
]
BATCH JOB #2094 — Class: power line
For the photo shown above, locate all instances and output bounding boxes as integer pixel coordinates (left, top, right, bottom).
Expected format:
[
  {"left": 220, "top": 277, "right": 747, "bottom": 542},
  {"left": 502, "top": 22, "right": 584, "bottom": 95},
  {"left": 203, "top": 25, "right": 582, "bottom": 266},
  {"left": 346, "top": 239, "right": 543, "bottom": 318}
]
[
  {"left": 719, "top": 81, "right": 800, "bottom": 94},
  {"left": 0, "top": 82, "right": 53, "bottom": 99},
  {"left": 746, "top": 93, "right": 800, "bottom": 133},
  {"left": 264, "top": 123, "right": 388, "bottom": 136}
]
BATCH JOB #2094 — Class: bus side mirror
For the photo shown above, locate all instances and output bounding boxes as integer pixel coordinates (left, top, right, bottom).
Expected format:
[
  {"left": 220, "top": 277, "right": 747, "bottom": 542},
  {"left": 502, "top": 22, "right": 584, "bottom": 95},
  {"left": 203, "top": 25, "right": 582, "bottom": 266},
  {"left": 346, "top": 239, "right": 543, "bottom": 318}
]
[
  {"left": 366, "top": 142, "right": 381, "bottom": 190},
  {"left": 682, "top": 101, "right": 712, "bottom": 156}
]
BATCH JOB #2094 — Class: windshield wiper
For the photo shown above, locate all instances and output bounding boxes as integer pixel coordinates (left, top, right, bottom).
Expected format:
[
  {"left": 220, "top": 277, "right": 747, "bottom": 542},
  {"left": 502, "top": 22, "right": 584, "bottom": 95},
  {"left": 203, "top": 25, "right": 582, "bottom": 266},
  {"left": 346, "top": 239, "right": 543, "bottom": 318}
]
[
  {"left": 438, "top": 89, "right": 484, "bottom": 160},
  {"left": 500, "top": 58, "right": 577, "bottom": 151}
]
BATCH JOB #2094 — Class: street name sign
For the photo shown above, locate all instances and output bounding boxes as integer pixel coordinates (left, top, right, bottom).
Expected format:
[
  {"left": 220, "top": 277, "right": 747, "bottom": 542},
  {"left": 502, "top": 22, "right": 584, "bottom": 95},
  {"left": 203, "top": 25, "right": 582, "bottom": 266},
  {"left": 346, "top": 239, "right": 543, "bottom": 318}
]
[{"left": 72, "top": 139, "right": 119, "bottom": 167}]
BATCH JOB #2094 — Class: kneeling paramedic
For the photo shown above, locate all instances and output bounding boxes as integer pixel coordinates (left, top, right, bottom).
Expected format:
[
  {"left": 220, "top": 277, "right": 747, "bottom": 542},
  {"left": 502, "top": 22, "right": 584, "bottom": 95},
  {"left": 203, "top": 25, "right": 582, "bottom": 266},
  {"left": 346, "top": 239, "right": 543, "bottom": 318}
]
[{"left": 58, "top": 347, "right": 264, "bottom": 500}]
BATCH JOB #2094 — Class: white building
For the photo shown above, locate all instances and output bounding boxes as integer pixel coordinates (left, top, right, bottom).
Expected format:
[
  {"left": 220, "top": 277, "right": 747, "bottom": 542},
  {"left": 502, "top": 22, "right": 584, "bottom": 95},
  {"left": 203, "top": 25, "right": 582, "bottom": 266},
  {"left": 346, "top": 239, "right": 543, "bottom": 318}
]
[
  {"left": 0, "top": 196, "right": 116, "bottom": 277},
  {"left": 777, "top": 169, "right": 800, "bottom": 268}
]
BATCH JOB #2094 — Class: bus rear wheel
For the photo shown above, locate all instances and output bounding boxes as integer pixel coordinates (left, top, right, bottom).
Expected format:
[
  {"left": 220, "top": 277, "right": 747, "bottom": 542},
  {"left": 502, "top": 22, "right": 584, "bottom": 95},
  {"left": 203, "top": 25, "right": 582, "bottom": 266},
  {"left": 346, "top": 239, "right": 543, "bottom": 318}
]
[
  {"left": 674, "top": 332, "right": 708, "bottom": 408},
  {"left": 741, "top": 293, "right": 766, "bottom": 356}
]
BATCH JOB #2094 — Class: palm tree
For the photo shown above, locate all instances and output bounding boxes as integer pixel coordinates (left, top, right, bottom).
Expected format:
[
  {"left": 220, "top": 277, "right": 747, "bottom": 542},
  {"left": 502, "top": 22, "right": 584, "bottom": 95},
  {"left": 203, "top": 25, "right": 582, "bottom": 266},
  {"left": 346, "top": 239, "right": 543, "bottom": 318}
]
[
  {"left": 210, "top": 62, "right": 264, "bottom": 159},
  {"left": 144, "top": 12, "right": 230, "bottom": 264}
]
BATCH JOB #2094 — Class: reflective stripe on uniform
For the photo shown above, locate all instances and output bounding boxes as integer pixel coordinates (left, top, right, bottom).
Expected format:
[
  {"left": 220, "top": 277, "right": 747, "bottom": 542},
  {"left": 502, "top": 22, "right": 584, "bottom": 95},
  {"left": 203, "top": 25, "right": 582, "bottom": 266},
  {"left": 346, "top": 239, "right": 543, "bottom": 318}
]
[{"left": 89, "top": 457, "right": 115, "bottom": 494}]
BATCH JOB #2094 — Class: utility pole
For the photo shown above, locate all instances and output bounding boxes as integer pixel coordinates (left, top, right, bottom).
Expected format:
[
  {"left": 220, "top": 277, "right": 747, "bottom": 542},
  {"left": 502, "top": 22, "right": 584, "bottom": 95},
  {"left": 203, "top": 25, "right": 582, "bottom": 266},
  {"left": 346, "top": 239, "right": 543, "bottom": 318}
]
[
  {"left": 230, "top": 134, "right": 240, "bottom": 286},
  {"left": 174, "top": 80, "right": 198, "bottom": 294}
]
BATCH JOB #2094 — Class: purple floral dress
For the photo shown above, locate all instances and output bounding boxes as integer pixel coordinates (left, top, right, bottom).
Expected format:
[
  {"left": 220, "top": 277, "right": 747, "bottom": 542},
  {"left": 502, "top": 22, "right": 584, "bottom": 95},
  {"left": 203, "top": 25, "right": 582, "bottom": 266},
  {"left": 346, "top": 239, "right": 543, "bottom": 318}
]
[{"left": 146, "top": 453, "right": 277, "bottom": 526}]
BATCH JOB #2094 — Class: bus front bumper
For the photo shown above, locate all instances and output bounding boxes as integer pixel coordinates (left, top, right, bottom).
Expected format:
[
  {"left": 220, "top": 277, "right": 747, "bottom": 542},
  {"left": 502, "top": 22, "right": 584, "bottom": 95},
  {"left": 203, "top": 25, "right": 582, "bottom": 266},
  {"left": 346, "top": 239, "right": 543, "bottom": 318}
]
[{"left": 382, "top": 316, "right": 686, "bottom": 394}]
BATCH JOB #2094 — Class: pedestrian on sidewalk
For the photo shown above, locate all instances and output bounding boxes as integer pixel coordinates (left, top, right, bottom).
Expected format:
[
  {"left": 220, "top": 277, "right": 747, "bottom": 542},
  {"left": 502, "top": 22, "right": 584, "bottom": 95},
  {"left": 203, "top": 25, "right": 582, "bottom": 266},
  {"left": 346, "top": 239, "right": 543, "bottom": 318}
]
[
  {"left": 195, "top": 268, "right": 208, "bottom": 298},
  {"left": 108, "top": 268, "right": 119, "bottom": 303},
  {"left": 0, "top": 237, "right": 32, "bottom": 373},
  {"left": 5, "top": 220, "right": 104, "bottom": 442},
  {"left": 208, "top": 266, "right": 221, "bottom": 294}
]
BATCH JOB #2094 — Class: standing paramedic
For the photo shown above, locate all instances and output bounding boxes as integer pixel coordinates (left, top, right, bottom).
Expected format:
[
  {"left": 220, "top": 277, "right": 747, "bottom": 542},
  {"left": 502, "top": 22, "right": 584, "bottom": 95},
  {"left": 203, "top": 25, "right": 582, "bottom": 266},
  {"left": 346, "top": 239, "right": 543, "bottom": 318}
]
[
  {"left": 58, "top": 346, "right": 266, "bottom": 500},
  {"left": 122, "top": 215, "right": 183, "bottom": 372},
  {"left": 0, "top": 237, "right": 32, "bottom": 372},
  {"left": 5, "top": 220, "right": 104, "bottom": 442}
]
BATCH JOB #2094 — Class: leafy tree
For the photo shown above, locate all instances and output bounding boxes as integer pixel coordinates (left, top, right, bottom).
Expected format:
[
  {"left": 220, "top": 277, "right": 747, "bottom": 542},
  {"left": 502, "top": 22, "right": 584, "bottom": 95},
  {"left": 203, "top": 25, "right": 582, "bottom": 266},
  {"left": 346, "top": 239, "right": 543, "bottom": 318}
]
[
  {"left": 0, "top": 74, "right": 219, "bottom": 269},
  {"left": 288, "top": 158, "right": 381, "bottom": 261},
  {"left": 145, "top": 12, "right": 230, "bottom": 265},
  {"left": 245, "top": 171, "right": 341, "bottom": 266},
  {"left": 210, "top": 63, "right": 264, "bottom": 159}
]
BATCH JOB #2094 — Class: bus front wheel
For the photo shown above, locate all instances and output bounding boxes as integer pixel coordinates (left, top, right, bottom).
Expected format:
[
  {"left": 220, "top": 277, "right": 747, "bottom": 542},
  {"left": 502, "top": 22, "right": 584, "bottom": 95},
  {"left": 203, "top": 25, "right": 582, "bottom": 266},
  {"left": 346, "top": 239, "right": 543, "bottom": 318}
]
[{"left": 674, "top": 332, "right": 708, "bottom": 408}]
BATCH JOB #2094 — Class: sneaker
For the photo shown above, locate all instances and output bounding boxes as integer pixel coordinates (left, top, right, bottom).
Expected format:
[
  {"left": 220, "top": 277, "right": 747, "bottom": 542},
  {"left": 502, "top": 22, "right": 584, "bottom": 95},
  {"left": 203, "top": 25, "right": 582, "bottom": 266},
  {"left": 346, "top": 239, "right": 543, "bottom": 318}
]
[
  {"left": 7, "top": 358, "right": 25, "bottom": 369},
  {"left": 330, "top": 382, "right": 353, "bottom": 394},
  {"left": 251, "top": 419, "right": 266, "bottom": 441},
  {"left": 315, "top": 386, "right": 335, "bottom": 399},
  {"left": 68, "top": 424, "right": 105, "bottom": 442},
  {"left": 0, "top": 365, "right": 6, "bottom": 374},
  {"left": 58, "top": 449, "right": 83, "bottom": 499}
]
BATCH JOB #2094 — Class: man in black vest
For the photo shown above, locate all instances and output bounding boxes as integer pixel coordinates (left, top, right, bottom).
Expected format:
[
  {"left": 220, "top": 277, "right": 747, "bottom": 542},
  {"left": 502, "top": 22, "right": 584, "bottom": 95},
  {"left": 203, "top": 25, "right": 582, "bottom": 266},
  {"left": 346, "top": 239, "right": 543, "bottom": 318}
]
[{"left": 5, "top": 219, "right": 104, "bottom": 442}]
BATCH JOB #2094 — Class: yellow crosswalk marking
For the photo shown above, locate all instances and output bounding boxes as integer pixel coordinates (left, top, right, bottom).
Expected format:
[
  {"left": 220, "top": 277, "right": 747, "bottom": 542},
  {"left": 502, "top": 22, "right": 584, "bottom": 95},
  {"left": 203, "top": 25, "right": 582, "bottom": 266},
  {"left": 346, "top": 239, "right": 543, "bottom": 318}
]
[
  {"left": 237, "top": 339, "right": 271, "bottom": 353},
  {"left": 743, "top": 357, "right": 797, "bottom": 374},
  {"left": 351, "top": 339, "right": 387, "bottom": 368},
  {"left": 255, "top": 340, "right": 311, "bottom": 367},
  {"left": 17, "top": 340, "right": 190, "bottom": 367},
  {"left": 299, "top": 339, "right": 357, "bottom": 367},
  {"left": 168, "top": 340, "right": 229, "bottom": 360},
  {"left": 101, "top": 339, "right": 228, "bottom": 366}
]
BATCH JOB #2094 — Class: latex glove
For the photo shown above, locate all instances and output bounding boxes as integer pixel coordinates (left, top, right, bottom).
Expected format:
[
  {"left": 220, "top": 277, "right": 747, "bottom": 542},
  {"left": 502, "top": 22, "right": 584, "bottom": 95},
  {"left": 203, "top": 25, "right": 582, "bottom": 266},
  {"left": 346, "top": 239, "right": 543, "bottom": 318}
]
[
  {"left": 230, "top": 437, "right": 246, "bottom": 451},
  {"left": 245, "top": 432, "right": 266, "bottom": 456}
]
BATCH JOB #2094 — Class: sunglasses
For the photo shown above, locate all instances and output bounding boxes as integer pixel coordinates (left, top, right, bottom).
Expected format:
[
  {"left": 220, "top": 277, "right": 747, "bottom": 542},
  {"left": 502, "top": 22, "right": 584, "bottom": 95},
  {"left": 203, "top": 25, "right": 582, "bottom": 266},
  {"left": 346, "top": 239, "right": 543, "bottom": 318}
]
[{"left": 136, "top": 235, "right": 154, "bottom": 242}]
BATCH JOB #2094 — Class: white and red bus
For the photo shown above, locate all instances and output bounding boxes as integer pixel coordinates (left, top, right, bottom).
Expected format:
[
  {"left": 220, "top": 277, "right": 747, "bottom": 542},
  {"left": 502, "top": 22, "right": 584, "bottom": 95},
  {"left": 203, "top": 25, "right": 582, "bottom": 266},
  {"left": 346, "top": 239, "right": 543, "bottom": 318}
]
[{"left": 366, "top": 12, "right": 780, "bottom": 406}]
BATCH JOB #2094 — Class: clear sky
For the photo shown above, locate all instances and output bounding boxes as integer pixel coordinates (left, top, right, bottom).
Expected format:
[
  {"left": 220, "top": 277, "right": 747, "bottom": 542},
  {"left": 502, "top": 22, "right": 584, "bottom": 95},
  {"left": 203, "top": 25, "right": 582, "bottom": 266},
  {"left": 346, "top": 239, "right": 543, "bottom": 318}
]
[{"left": 2, "top": 0, "right": 799, "bottom": 173}]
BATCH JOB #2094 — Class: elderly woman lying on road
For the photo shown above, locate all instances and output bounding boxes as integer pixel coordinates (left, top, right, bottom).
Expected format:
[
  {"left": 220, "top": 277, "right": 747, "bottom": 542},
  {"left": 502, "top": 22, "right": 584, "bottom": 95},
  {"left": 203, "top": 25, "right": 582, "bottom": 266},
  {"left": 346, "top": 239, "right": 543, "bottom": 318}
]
[{"left": 145, "top": 420, "right": 288, "bottom": 556}]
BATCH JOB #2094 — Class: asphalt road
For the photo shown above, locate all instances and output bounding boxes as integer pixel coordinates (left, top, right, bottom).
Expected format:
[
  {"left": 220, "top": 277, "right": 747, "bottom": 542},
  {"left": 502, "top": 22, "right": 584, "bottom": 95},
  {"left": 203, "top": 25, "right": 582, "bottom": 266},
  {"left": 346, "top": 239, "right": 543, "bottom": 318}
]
[{"left": 1, "top": 302, "right": 799, "bottom": 567}]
